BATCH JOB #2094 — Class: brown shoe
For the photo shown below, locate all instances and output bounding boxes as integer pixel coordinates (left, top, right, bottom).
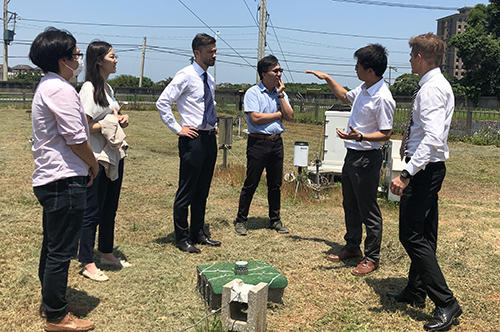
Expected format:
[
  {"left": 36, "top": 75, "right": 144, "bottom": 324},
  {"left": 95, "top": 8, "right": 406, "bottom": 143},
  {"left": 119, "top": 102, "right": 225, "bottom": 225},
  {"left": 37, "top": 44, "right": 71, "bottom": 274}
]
[
  {"left": 45, "top": 313, "right": 94, "bottom": 331},
  {"left": 352, "top": 258, "right": 379, "bottom": 275},
  {"left": 327, "top": 249, "right": 363, "bottom": 262}
]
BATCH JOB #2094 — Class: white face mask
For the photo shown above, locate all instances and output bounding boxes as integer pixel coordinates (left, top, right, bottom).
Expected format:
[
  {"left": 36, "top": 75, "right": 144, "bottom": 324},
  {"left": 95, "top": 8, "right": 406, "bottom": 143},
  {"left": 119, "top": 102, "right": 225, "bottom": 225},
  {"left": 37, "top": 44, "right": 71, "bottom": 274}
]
[{"left": 64, "top": 57, "right": 84, "bottom": 77}]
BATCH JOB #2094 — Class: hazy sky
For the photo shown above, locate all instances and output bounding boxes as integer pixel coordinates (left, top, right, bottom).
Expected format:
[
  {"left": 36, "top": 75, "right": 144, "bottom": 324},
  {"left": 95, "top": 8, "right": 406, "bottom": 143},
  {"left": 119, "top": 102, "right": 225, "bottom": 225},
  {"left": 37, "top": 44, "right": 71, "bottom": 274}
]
[{"left": 4, "top": 0, "right": 489, "bottom": 89}]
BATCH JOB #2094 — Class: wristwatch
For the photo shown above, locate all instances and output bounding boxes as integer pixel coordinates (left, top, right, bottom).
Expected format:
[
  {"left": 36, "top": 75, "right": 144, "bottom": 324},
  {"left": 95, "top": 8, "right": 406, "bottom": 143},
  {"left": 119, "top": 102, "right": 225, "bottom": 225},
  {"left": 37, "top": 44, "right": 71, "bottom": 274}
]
[
  {"left": 357, "top": 133, "right": 363, "bottom": 142},
  {"left": 400, "top": 169, "right": 412, "bottom": 179},
  {"left": 277, "top": 93, "right": 284, "bottom": 99}
]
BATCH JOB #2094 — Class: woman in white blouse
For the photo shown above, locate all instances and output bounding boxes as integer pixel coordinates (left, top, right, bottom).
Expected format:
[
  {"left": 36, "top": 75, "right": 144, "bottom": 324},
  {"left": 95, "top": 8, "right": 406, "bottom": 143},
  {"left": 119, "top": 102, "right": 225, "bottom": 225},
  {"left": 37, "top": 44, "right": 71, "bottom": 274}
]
[{"left": 79, "top": 41, "right": 131, "bottom": 282}]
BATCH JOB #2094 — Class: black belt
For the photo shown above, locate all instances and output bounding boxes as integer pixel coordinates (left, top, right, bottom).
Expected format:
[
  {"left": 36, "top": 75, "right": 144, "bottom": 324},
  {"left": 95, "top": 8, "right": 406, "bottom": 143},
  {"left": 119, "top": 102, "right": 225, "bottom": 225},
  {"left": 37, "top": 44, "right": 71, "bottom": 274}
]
[
  {"left": 249, "top": 133, "right": 281, "bottom": 140},
  {"left": 199, "top": 129, "right": 216, "bottom": 135}
]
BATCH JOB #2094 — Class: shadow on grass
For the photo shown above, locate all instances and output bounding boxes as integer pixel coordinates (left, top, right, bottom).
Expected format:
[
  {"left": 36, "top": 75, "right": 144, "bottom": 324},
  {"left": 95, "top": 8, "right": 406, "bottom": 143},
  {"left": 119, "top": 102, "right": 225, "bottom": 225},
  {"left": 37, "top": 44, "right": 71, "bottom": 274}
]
[
  {"left": 365, "top": 277, "right": 429, "bottom": 322},
  {"left": 153, "top": 224, "right": 219, "bottom": 246},
  {"left": 66, "top": 288, "right": 100, "bottom": 316},
  {"left": 289, "top": 235, "right": 361, "bottom": 269},
  {"left": 245, "top": 217, "right": 273, "bottom": 230},
  {"left": 94, "top": 247, "right": 132, "bottom": 271}
]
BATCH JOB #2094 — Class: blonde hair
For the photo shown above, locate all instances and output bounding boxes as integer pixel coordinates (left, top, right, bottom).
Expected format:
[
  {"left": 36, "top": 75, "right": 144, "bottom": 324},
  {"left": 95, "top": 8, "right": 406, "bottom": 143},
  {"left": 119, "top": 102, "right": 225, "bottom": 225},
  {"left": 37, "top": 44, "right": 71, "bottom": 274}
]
[{"left": 409, "top": 33, "right": 444, "bottom": 67}]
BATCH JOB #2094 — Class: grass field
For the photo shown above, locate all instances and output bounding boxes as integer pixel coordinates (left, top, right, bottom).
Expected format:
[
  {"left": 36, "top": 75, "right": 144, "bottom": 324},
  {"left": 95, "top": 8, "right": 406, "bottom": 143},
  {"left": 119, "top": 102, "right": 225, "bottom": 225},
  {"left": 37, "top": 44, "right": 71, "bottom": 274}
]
[{"left": 1, "top": 107, "right": 499, "bottom": 332}]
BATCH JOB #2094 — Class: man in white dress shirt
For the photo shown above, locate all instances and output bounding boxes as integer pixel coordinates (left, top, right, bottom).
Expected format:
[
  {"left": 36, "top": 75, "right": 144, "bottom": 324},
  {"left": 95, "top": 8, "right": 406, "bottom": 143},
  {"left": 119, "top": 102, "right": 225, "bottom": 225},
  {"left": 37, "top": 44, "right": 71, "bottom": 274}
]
[
  {"left": 307, "top": 44, "right": 395, "bottom": 276},
  {"left": 157, "top": 33, "right": 221, "bottom": 253},
  {"left": 389, "top": 33, "right": 462, "bottom": 331}
]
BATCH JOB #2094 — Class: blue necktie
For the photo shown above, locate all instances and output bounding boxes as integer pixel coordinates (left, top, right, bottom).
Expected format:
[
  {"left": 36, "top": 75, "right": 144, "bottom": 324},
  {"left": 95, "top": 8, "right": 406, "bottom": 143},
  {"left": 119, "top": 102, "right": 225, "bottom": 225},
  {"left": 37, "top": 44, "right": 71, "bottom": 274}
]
[{"left": 202, "top": 72, "right": 217, "bottom": 127}]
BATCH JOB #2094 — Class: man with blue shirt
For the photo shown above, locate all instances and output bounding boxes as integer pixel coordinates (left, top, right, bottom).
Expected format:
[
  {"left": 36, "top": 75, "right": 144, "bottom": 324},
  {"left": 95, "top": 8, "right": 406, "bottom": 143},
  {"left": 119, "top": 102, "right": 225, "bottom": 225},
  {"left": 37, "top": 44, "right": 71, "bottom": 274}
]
[
  {"left": 234, "top": 55, "right": 294, "bottom": 235},
  {"left": 307, "top": 44, "right": 395, "bottom": 275}
]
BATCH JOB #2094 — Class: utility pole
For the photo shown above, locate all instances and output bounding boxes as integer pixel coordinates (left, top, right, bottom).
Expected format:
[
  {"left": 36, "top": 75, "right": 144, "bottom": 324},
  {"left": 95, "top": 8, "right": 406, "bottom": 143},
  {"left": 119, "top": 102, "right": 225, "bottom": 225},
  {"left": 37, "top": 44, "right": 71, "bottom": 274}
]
[
  {"left": 3, "top": 0, "right": 8, "bottom": 81},
  {"left": 256, "top": 0, "right": 267, "bottom": 84},
  {"left": 139, "top": 37, "right": 146, "bottom": 87}
]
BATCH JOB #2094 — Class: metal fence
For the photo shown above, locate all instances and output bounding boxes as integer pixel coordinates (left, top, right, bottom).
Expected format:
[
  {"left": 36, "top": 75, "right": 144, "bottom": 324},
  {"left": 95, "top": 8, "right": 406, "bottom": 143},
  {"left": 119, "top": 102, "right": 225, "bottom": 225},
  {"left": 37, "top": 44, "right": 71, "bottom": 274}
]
[{"left": 4, "top": 89, "right": 499, "bottom": 137}]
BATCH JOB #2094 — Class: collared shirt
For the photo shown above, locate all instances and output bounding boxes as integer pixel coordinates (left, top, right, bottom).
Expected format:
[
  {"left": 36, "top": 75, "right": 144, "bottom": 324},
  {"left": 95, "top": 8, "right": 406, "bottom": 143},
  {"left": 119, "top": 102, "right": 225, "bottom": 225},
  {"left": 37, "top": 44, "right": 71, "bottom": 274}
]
[
  {"left": 31, "top": 72, "right": 90, "bottom": 187},
  {"left": 404, "top": 67, "right": 454, "bottom": 175},
  {"left": 79, "top": 81, "right": 120, "bottom": 157},
  {"left": 156, "top": 62, "right": 216, "bottom": 134},
  {"left": 345, "top": 78, "right": 395, "bottom": 150},
  {"left": 244, "top": 82, "right": 288, "bottom": 135}
]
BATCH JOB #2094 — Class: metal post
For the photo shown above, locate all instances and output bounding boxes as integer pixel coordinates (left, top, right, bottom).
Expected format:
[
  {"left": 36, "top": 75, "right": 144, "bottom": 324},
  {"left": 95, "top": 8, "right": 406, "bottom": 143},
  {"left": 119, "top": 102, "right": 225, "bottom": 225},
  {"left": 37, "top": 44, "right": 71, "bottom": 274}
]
[
  {"left": 256, "top": 0, "right": 267, "bottom": 84},
  {"left": 139, "top": 37, "right": 146, "bottom": 87},
  {"left": 466, "top": 101, "right": 473, "bottom": 136},
  {"left": 3, "top": 0, "right": 8, "bottom": 81}
]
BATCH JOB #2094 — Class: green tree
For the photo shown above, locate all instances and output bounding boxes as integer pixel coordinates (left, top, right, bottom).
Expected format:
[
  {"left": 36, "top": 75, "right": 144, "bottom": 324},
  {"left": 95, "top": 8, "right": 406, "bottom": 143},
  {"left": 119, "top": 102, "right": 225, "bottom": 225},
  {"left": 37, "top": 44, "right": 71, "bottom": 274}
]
[
  {"left": 390, "top": 73, "right": 420, "bottom": 96},
  {"left": 108, "top": 74, "right": 154, "bottom": 88},
  {"left": 450, "top": 1, "right": 500, "bottom": 103}
]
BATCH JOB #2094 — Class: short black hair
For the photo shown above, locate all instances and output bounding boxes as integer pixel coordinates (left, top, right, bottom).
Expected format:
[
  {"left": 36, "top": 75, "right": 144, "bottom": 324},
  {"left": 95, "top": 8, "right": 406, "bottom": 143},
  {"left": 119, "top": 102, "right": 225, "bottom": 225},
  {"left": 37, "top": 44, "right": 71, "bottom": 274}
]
[
  {"left": 29, "top": 27, "right": 76, "bottom": 74},
  {"left": 354, "top": 44, "right": 388, "bottom": 77},
  {"left": 257, "top": 55, "right": 279, "bottom": 80},
  {"left": 191, "top": 33, "right": 216, "bottom": 53}
]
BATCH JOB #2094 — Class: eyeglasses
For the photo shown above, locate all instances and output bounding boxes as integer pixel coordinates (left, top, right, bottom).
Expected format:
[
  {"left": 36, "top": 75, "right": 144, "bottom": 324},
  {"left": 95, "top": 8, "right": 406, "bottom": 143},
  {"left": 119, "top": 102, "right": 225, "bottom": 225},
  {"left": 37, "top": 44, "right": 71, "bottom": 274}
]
[
  {"left": 72, "top": 53, "right": 84, "bottom": 60},
  {"left": 109, "top": 55, "right": 119, "bottom": 60},
  {"left": 270, "top": 68, "right": 283, "bottom": 73}
]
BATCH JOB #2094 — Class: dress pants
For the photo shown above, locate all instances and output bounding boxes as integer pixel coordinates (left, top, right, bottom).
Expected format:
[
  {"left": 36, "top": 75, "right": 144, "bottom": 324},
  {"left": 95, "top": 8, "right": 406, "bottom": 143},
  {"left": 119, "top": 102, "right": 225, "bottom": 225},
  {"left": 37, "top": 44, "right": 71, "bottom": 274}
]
[
  {"left": 34, "top": 176, "right": 88, "bottom": 321},
  {"left": 399, "top": 161, "right": 455, "bottom": 307},
  {"left": 79, "top": 159, "right": 124, "bottom": 263},
  {"left": 174, "top": 131, "right": 217, "bottom": 242},
  {"left": 236, "top": 136, "right": 284, "bottom": 224},
  {"left": 341, "top": 149, "right": 383, "bottom": 262}
]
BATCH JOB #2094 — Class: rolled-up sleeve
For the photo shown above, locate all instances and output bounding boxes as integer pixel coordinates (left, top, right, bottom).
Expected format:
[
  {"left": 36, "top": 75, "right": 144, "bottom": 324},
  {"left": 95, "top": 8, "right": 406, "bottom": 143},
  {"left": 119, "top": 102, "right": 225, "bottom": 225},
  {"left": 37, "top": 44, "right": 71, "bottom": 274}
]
[{"left": 44, "top": 88, "right": 88, "bottom": 146}]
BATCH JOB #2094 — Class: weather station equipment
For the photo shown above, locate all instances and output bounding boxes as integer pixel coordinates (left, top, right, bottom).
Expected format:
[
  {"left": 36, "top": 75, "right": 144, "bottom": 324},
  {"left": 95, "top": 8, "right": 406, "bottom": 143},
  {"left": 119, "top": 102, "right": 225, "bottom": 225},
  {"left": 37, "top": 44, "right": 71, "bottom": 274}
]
[{"left": 218, "top": 116, "right": 233, "bottom": 169}]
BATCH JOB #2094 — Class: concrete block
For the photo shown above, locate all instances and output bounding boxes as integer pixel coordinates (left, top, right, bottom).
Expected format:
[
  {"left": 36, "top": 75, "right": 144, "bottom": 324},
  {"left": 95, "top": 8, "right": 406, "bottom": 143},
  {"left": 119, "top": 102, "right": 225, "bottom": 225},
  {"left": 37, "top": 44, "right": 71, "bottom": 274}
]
[{"left": 221, "top": 279, "right": 268, "bottom": 332}]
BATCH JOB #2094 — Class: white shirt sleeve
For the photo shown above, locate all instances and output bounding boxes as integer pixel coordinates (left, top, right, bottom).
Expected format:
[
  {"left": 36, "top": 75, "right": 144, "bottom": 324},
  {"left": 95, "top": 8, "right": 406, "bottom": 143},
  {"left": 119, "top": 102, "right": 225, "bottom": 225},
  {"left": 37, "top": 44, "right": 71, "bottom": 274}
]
[
  {"left": 156, "top": 72, "right": 187, "bottom": 134},
  {"left": 406, "top": 85, "right": 448, "bottom": 175}
]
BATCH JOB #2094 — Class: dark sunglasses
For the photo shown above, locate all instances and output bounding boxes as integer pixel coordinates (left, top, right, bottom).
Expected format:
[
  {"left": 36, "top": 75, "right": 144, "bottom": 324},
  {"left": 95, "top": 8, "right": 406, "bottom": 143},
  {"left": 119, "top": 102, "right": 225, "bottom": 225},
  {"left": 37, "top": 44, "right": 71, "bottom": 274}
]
[{"left": 72, "top": 53, "right": 84, "bottom": 60}]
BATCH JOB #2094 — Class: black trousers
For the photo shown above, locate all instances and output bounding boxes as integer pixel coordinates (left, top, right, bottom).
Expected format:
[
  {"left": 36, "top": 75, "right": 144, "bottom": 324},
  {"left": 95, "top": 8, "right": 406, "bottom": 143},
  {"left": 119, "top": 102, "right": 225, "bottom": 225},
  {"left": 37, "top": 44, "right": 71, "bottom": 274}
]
[
  {"left": 399, "top": 162, "right": 455, "bottom": 307},
  {"left": 236, "top": 136, "right": 284, "bottom": 224},
  {"left": 341, "top": 149, "right": 383, "bottom": 262},
  {"left": 173, "top": 131, "right": 217, "bottom": 242},
  {"left": 79, "top": 159, "right": 124, "bottom": 264}
]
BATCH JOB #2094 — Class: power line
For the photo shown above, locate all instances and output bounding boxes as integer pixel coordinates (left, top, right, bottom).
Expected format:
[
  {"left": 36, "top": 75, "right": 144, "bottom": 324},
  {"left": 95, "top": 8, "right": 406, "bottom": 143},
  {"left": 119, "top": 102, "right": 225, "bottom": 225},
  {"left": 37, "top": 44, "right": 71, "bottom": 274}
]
[
  {"left": 329, "top": 0, "right": 457, "bottom": 11},
  {"left": 242, "top": 0, "right": 259, "bottom": 26},
  {"left": 273, "top": 26, "right": 408, "bottom": 41},
  {"left": 18, "top": 17, "right": 254, "bottom": 29},
  {"left": 176, "top": 0, "right": 256, "bottom": 70},
  {"left": 268, "top": 17, "right": 294, "bottom": 83}
]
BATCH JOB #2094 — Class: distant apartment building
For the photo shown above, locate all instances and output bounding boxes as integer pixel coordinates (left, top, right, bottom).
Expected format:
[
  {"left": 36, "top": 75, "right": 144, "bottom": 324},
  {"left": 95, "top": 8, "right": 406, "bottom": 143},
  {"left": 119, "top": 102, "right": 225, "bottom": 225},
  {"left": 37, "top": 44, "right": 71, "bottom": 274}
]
[{"left": 437, "top": 7, "right": 472, "bottom": 79}]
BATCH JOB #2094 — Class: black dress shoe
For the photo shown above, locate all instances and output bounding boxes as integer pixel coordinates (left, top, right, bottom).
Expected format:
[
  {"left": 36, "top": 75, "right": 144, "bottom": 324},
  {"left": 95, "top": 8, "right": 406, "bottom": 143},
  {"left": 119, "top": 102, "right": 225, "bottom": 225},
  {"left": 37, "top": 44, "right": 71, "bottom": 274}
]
[
  {"left": 424, "top": 301, "right": 462, "bottom": 331},
  {"left": 177, "top": 240, "right": 201, "bottom": 253},
  {"left": 193, "top": 235, "right": 221, "bottom": 247},
  {"left": 387, "top": 291, "right": 426, "bottom": 308}
]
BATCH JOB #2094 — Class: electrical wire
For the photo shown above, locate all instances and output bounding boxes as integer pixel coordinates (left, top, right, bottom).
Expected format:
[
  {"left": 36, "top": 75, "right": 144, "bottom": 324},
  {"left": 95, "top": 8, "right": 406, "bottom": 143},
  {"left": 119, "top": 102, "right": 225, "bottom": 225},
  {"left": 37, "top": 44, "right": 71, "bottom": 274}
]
[
  {"left": 18, "top": 17, "right": 254, "bottom": 29},
  {"left": 176, "top": 0, "right": 256, "bottom": 71},
  {"left": 273, "top": 26, "right": 408, "bottom": 40},
  {"left": 269, "top": 17, "right": 295, "bottom": 83},
  {"left": 329, "top": 0, "right": 458, "bottom": 10}
]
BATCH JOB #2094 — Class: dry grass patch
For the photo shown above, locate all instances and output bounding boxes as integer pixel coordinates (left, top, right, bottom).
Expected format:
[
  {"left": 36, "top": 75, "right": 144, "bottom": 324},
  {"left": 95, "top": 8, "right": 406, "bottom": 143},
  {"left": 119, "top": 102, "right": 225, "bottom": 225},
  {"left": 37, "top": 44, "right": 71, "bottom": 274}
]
[{"left": 1, "top": 108, "right": 499, "bottom": 331}]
